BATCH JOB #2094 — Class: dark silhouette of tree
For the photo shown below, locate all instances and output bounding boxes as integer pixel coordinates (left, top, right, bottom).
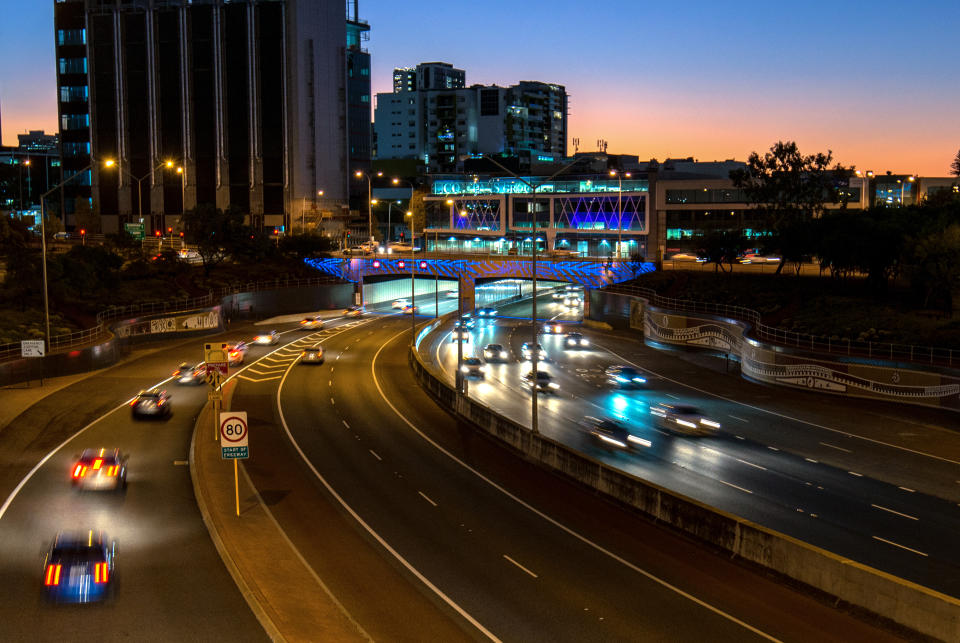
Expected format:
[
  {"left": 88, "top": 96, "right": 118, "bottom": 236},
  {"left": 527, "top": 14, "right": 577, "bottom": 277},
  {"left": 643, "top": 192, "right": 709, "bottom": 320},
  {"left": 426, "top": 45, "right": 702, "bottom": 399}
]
[
  {"left": 951, "top": 148, "right": 960, "bottom": 177},
  {"left": 181, "top": 203, "right": 245, "bottom": 273},
  {"left": 730, "top": 140, "right": 854, "bottom": 274},
  {"left": 696, "top": 230, "right": 749, "bottom": 273}
]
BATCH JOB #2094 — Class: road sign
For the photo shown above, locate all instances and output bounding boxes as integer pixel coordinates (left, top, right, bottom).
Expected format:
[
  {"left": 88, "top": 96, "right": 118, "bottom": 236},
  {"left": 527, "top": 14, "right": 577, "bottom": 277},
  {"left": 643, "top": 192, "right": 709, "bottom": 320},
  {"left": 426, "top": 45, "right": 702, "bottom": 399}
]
[
  {"left": 208, "top": 389, "right": 223, "bottom": 402},
  {"left": 124, "top": 222, "right": 145, "bottom": 240},
  {"left": 21, "top": 340, "right": 45, "bottom": 357},
  {"left": 204, "top": 342, "right": 229, "bottom": 376},
  {"left": 220, "top": 411, "right": 249, "bottom": 460}
]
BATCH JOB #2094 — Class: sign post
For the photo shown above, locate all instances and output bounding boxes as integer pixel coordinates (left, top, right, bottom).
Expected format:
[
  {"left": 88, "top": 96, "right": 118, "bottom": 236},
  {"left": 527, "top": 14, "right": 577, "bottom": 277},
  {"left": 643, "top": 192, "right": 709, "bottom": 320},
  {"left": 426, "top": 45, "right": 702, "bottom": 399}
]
[{"left": 219, "top": 411, "right": 249, "bottom": 516}]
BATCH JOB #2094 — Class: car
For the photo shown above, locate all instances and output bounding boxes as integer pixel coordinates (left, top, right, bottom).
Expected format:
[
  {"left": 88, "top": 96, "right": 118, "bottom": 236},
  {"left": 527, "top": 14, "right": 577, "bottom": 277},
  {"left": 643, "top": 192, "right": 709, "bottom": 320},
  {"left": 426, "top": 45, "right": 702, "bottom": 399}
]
[
  {"left": 460, "top": 357, "right": 486, "bottom": 378},
  {"left": 520, "top": 342, "right": 546, "bottom": 361},
  {"left": 343, "top": 305, "right": 365, "bottom": 317},
  {"left": 346, "top": 246, "right": 372, "bottom": 256},
  {"left": 650, "top": 402, "right": 721, "bottom": 436},
  {"left": 521, "top": 370, "right": 559, "bottom": 393},
  {"left": 453, "top": 317, "right": 476, "bottom": 330},
  {"left": 563, "top": 332, "right": 589, "bottom": 349},
  {"left": 392, "top": 298, "right": 410, "bottom": 309},
  {"left": 254, "top": 330, "right": 280, "bottom": 346},
  {"left": 52, "top": 231, "right": 71, "bottom": 241},
  {"left": 172, "top": 362, "right": 206, "bottom": 385},
  {"left": 483, "top": 343, "right": 508, "bottom": 363},
  {"left": 300, "top": 316, "right": 324, "bottom": 330},
  {"left": 563, "top": 296, "right": 582, "bottom": 308},
  {"left": 541, "top": 322, "right": 564, "bottom": 334},
  {"left": 552, "top": 291, "right": 566, "bottom": 301},
  {"left": 445, "top": 290, "right": 460, "bottom": 298},
  {"left": 177, "top": 248, "right": 200, "bottom": 262},
  {"left": 43, "top": 530, "right": 116, "bottom": 603},
  {"left": 131, "top": 389, "right": 171, "bottom": 419},
  {"left": 71, "top": 448, "right": 127, "bottom": 492},
  {"left": 300, "top": 345, "right": 325, "bottom": 364},
  {"left": 583, "top": 417, "right": 651, "bottom": 450},
  {"left": 605, "top": 365, "right": 648, "bottom": 388},
  {"left": 476, "top": 307, "right": 497, "bottom": 318},
  {"left": 450, "top": 329, "right": 470, "bottom": 342},
  {"left": 388, "top": 242, "right": 414, "bottom": 253},
  {"left": 402, "top": 304, "right": 419, "bottom": 315},
  {"left": 226, "top": 342, "right": 247, "bottom": 365}
]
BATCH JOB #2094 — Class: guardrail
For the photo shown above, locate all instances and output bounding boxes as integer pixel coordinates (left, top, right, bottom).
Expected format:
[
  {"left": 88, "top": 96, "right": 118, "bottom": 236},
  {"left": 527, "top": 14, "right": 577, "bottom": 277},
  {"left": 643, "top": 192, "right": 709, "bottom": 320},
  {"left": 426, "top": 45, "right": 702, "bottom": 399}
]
[
  {"left": 604, "top": 283, "right": 958, "bottom": 367},
  {"left": 0, "top": 275, "right": 342, "bottom": 362}
]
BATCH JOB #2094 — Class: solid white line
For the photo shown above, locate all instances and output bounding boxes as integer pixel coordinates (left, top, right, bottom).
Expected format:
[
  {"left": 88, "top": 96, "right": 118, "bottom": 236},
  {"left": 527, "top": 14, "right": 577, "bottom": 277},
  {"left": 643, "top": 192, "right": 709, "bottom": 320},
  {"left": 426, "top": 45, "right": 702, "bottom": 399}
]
[
  {"left": 766, "top": 446, "right": 779, "bottom": 452},
  {"left": 718, "top": 480, "right": 753, "bottom": 494},
  {"left": 728, "top": 415, "right": 748, "bottom": 422},
  {"left": 275, "top": 342, "right": 501, "bottom": 642},
  {"left": 369, "top": 450, "right": 382, "bottom": 462},
  {"left": 343, "top": 420, "right": 350, "bottom": 429},
  {"left": 898, "top": 486, "right": 916, "bottom": 493},
  {"left": 330, "top": 398, "right": 335, "bottom": 405},
  {"left": 848, "top": 471, "right": 863, "bottom": 477},
  {"left": 735, "top": 458, "right": 767, "bottom": 471},
  {"left": 872, "top": 536, "right": 928, "bottom": 557},
  {"left": 804, "top": 458, "right": 819, "bottom": 464},
  {"left": 418, "top": 491, "right": 438, "bottom": 507},
  {"left": 819, "top": 442, "right": 852, "bottom": 453},
  {"left": 596, "top": 341, "right": 960, "bottom": 467},
  {"left": 871, "top": 504, "right": 919, "bottom": 521},
  {"left": 503, "top": 555, "right": 538, "bottom": 578},
  {"left": 372, "top": 330, "right": 781, "bottom": 642}
]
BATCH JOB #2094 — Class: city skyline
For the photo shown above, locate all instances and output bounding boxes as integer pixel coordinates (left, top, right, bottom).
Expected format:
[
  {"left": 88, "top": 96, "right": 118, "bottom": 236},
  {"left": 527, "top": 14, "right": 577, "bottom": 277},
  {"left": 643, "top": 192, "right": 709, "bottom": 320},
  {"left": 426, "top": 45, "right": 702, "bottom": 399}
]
[{"left": 2, "top": 0, "right": 958, "bottom": 176}]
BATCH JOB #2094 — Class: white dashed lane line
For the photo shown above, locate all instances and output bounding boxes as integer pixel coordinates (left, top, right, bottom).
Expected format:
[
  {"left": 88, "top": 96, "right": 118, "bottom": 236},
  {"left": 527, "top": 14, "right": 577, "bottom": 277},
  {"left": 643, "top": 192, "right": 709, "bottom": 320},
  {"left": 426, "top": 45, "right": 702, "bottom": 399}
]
[
  {"left": 820, "top": 442, "right": 852, "bottom": 453},
  {"left": 342, "top": 420, "right": 350, "bottom": 429},
  {"left": 369, "top": 450, "right": 382, "bottom": 461},
  {"left": 718, "top": 480, "right": 753, "bottom": 494},
  {"left": 503, "top": 555, "right": 538, "bottom": 579},
  {"left": 418, "top": 491, "right": 438, "bottom": 507},
  {"left": 871, "top": 504, "right": 919, "bottom": 521},
  {"left": 728, "top": 415, "right": 748, "bottom": 422},
  {"left": 873, "top": 536, "right": 928, "bottom": 557}
]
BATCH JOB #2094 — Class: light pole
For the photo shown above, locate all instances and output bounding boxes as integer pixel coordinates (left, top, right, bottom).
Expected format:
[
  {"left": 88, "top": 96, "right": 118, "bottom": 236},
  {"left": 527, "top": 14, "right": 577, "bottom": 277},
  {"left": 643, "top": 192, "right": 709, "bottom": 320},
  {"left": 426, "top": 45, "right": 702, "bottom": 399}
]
[
  {"left": 18, "top": 158, "right": 31, "bottom": 213},
  {"left": 405, "top": 210, "right": 416, "bottom": 343},
  {"left": 482, "top": 154, "right": 584, "bottom": 433},
  {"left": 104, "top": 158, "right": 176, "bottom": 236},
  {"left": 176, "top": 165, "right": 185, "bottom": 219},
  {"left": 354, "top": 169, "right": 382, "bottom": 244},
  {"left": 609, "top": 169, "right": 632, "bottom": 259},
  {"left": 897, "top": 175, "right": 915, "bottom": 205},
  {"left": 386, "top": 200, "right": 401, "bottom": 249}
]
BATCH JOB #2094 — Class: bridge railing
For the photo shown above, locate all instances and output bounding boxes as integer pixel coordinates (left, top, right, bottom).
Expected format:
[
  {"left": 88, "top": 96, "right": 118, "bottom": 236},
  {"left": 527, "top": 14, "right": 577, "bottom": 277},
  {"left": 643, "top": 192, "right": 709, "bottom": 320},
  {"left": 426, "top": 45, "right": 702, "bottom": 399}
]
[{"left": 604, "top": 283, "right": 957, "bottom": 368}]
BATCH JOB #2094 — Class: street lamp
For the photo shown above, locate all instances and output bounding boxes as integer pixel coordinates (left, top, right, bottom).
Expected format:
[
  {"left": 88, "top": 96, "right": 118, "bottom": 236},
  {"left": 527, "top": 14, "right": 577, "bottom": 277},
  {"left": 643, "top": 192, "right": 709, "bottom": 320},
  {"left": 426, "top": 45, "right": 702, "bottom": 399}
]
[
  {"left": 354, "top": 169, "right": 382, "bottom": 244},
  {"left": 176, "top": 165, "right": 185, "bottom": 219},
  {"left": 18, "top": 158, "right": 31, "bottom": 213},
  {"left": 609, "top": 169, "right": 632, "bottom": 259},
  {"left": 103, "top": 158, "right": 178, "bottom": 234},
  {"left": 405, "top": 210, "right": 416, "bottom": 343},
  {"left": 897, "top": 175, "right": 916, "bottom": 205}
]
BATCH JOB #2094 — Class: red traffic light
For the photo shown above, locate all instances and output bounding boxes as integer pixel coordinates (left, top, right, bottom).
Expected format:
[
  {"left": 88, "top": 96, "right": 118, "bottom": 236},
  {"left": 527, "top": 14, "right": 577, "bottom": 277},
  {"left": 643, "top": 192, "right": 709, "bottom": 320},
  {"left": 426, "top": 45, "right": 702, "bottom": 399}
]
[
  {"left": 154, "top": 231, "right": 161, "bottom": 237},
  {"left": 179, "top": 232, "right": 184, "bottom": 237},
  {"left": 79, "top": 229, "right": 86, "bottom": 235}
]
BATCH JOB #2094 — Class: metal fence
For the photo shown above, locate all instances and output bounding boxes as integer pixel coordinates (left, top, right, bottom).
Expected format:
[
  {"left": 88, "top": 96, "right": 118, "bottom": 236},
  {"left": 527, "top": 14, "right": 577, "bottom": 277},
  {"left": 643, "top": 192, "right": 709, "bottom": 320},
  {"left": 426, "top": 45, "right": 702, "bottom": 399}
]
[
  {"left": 604, "top": 283, "right": 958, "bottom": 368},
  {"left": 0, "top": 275, "right": 341, "bottom": 362}
]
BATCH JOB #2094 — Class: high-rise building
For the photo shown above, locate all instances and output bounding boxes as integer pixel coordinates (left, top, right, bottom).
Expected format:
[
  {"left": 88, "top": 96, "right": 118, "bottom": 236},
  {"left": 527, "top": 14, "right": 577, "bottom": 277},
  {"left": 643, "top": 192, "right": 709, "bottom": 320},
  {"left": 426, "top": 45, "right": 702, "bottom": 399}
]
[
  {"left": 346, "top": 1, "right": 372, "bottom": 213},
  {"left": 374, "top": 64, "right": 567, "bottom": 173},
  {"left": 53, "top": 0, "right": 349, "bottom": 235}
]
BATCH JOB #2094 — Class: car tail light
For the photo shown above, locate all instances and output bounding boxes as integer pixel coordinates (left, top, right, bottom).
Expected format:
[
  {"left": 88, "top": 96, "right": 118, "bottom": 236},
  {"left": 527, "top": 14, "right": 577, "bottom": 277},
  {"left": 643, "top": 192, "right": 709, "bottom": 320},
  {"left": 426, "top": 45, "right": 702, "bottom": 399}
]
[
  {"left": 72, "top": 464, "right": 86, "bottom": 479},
  {"left": 94, "top": 562, "right": 109, "bottom": 583},
  {"left": 130, "top": 400, "right": 138, "bottom": 407},
  {"left": 172, "top": 369, "right": 181, "bottom": 376},
  {"left": 45, "top": 564, "right": 62, "bottom": 586},
  {"left": 106, "top": 465, "right": 118, "bottom": 476}
]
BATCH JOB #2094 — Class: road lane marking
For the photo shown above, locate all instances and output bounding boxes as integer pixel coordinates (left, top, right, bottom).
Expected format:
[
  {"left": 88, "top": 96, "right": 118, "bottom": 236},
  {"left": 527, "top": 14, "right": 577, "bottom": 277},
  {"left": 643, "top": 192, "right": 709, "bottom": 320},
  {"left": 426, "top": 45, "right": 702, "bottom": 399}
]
[
  {"left": 418, "top": 491, "right": 438, "bottom": 507},
  {"left": 173, "top": 460, "right": 189, "bottom": 466},
  {"left": 343, "top": 420, "right": 350, "bottom": 429},
  {"left": 503, "top": 555, "right": 538, "bottom": 578},
  {"left": 370, "top": 450, "right": 382, "bottom": 461},
  {"left": 728, "top": 415, "right": 747, "bottom": 422},
  {"left": 238, "top": 374, "right": 283, "bottom": 382},
  {"left": 847, "top": 471, "right": 863, "bottom": 477},
  {"left": 871, "top": 504, "right": 919, "bottom": 521},
  {"left": 819, "top": 442, "right": 851, "bottom": 453},
  {"left": 330, "top": 398, "right": 335, "bottom": 405},
  {"left": 898, "top": 486, "right": 916, "bottom": 493},
  {"left": 766, "top": 446, "right": 779, "bottom": 452},
  {"left": 872, "top": 536, "right": 928, "bottom": 557},
  {"left": 735, "top": 458, "right": 767, "bottom": 471},
  {"left": 805, "top": 458, "right": 818, "bottom": 463},
  {"left": 718, "top": 480, "right": 753, "bottom": 494}
]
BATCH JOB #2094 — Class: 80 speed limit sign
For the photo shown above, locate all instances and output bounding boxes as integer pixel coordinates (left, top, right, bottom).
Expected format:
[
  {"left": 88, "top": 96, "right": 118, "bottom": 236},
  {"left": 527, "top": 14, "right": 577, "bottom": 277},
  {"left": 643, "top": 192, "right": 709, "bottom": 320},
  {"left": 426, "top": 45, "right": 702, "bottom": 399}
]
[{"left": 219, "top": 411, "right": 249, "bottom": 459}]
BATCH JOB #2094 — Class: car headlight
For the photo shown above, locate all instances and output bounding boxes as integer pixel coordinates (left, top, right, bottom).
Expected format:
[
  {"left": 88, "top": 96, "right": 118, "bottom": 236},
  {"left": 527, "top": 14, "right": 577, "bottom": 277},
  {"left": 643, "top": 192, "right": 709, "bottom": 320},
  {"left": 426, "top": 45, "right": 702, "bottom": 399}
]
[
  {"left": 460, "top": 366, "right": 469, "bottom": 373},
  {"left": 627, "top": 435, "right": 652, "bottom": 448},
  {"left": 700, "top": 419, "right": 721, "bottom": 429},
  {"left": 676, "top": 419, "right": 698, "bottom": 429},
  {"left": 500, "top": 351, "right": 507, "bottom": 358},
  {"left": 548, "top": 382, "right": 560, "bottom": 389}
]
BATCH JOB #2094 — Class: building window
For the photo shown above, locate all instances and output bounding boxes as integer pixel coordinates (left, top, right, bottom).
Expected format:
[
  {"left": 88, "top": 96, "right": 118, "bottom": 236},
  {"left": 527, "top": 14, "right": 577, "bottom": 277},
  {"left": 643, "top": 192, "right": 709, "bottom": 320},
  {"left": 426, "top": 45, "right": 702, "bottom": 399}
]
[
  {"left": 58, "top": 57, "right": 87, "bottom": 75},
  {"left": 60, "top": 86, "right": 89, "bottom": 103},
  {"left": 361, "top": 67, "right": 369, "bottom": 76},
  {"left": 57, "top": 29, "right": 86, "bottom": 46},
  {"left": 361, "top": 95, "right": 369, "bottom": 103},
  {"left": 62, "top": 142, "right": 91, "bottom": 157},
  {"left": 61, "top": 113, "right": 90, "bottom": 130}
]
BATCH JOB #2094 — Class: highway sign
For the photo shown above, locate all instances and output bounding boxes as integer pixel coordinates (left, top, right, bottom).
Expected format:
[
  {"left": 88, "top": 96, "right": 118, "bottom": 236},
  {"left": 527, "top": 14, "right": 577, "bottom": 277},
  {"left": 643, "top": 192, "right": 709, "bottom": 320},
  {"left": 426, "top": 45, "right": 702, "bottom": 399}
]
[
  {"left": 21, "top": 340, "right": 45, "bottom": 357},
  {"left": 124, "top": 222, "right": 145, "bottom": 240},
  {"left": 204, "top": 342, "right": 229, "bottom": 376},
  {"left": 220, "top": 411, "right": 249, "bottom": 460}
]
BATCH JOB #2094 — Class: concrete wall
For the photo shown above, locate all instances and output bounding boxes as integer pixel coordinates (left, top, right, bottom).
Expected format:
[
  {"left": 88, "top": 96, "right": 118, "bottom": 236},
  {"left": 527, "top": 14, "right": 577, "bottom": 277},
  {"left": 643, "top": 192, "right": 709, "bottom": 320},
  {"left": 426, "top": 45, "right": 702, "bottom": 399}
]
[
  {"left": 589, "top": 290, "right": 960, "bottom": 413},
  {"left": 409, "top": 329, "right": 960, "bottom": 641},
  {"left": 219, "top": 283, "right": 354, "bottom": 320}
]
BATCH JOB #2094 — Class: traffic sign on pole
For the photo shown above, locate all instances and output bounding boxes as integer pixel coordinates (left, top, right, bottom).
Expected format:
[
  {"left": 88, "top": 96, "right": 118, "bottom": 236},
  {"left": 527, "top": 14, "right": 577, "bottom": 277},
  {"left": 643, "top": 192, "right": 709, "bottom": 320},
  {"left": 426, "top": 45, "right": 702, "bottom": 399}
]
[
  {"left": 205, "top": 342, "right": 229, "bottom": 376},
  {"left": 219, "top": 411, "right": 249, "bottom": 460},
  {"left": 21, "top": 340, "right": 45, "bottom": 357}
]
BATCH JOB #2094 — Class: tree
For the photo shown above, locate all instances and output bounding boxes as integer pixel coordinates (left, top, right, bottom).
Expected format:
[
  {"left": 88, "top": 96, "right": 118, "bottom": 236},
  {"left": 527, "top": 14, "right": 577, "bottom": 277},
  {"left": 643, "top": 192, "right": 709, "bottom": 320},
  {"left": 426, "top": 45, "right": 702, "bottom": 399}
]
[
  {"left": 696, "top": 230, "right": 749, "bottom": 273},
  {"left": 181, "top": 203, "right": 245, "bottom": 273},
  {"left": 73, "top": 196, "right": 100, "bottom": 234},
  {"left": 951, "top": 148, "right": 960, "bottom": 177},
  {"left": 902, "top": 224, "right": 960, "bottom": 311},
  {"left": 730, "top": 141, "right": 854, "bottom": 274}
]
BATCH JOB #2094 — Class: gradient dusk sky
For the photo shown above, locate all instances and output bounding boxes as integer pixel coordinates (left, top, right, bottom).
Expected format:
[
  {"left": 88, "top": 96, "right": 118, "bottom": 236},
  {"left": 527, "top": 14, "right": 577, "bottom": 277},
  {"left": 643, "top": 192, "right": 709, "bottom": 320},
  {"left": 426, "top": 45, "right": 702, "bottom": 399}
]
[{"left": 2, "top": 1, "right": 958, "bottom": 176}]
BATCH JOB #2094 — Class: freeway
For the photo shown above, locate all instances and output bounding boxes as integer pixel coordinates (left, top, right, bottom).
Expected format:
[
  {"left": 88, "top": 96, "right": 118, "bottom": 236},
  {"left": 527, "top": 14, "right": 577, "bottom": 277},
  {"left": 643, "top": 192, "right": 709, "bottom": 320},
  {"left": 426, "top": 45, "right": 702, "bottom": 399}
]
[
  {"left": 234, "top": 305, "right": 901, "bottom": 641},
  {"left": 425, "top": 290, "right": 960, "bottom": 597}
]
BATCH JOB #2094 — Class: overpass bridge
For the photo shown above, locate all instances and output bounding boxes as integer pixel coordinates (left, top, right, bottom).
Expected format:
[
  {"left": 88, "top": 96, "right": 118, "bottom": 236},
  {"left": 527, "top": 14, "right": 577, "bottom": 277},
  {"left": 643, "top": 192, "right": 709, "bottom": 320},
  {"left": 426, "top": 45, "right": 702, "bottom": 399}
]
[{"left": 304, "top": 253, "right": 655, "bottom": 310}]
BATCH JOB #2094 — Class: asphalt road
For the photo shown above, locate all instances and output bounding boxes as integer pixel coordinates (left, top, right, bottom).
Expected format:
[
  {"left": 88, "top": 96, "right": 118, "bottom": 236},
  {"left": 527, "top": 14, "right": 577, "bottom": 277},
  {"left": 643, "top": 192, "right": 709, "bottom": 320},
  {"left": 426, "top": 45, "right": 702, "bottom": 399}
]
[
  {"left": 424, "top": 291, "right": 960, "bottom": 597},
  {"left": 0, "top": 328, "right": 271, "bottom": 641}
]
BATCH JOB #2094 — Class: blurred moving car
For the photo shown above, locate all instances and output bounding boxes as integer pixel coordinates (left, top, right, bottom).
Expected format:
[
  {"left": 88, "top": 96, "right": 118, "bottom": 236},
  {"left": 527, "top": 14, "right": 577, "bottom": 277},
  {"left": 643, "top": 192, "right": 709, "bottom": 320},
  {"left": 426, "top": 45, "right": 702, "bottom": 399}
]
[
  {"left": 300, "top": 316, "right": 324, "bottom": 330},
  {"left": 583, "top": 417, "right": 651, "bottom": 450},
  {"left": 460, "top": 357, "right": 486, "bottom": 378},
  {"left": 476, "top": 307, "right": 497, "bottom": 318},
  {"left": 521, "top": 370, "right": 559, "bottom": 393},
  {"left": 172, "top": 362, "right": 206, "bottom": 385},
  {"left": 71, "top": 448, "right": 127, "bottom": 492},
  {"left": 454, "top": 317, "right": 476, "bottom": 330},
  {"left": 541, "top": 322, "right": 564, "bottom": 334},
  {"left": 402, "top": 304, "right": 419, "bottom": 315},
  {"left": 43, "top": 530, "right": 116, "bottom": 603},
  {"left": 131, "top": 389, "right": 171, "bottom": 419},
  {"left": 650, "top": 402, "right": 721, "bottom": 435},
  {"left": 605, "top": 365, "right": 647, "bottom": 388},
  {"left": 392, "top": 298, "right": 410, "bottom": 309},
  {"left": 254, "top": 330, "right": 280, "bottom": 346},
  {"left": 450, "top": 329, "right": 470, "bottom": 342},
  {"left": 563, "top": 296, "right": 582, "bottom": 308},
  {"left": 551, "top": 290, "right": 567, "bottom": 301},
  {"left": 520, "top": 342, "right": 546, "bottom": 361},
  {"left": 226, "top": 342, "right": 248, "bottom": 365},
  {"left": 300, "top": 345, "right": 325, "bottom": 364},
  {"left": 483, "top": 343, "right": 508, "bottom": 363},
  {"left": 563, "top": 332, "right": 589, "bottom": 349},
  {"left": 344, "top": 305, "right": 365, "bottom": 317}
]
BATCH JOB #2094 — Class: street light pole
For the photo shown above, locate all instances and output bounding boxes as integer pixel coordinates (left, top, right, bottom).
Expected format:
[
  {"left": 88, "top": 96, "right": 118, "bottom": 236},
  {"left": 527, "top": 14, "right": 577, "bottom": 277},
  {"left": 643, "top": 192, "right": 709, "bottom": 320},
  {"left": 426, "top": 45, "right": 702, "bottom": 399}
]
[
  {"left": 406, "top": 210, "right": 416, "bottom": 344},
  {"left": 354, "top": 169, "right": 382, "bottom": 244},
  {"left": 609, "top": 169, "right": 631, "bottom": 258}
]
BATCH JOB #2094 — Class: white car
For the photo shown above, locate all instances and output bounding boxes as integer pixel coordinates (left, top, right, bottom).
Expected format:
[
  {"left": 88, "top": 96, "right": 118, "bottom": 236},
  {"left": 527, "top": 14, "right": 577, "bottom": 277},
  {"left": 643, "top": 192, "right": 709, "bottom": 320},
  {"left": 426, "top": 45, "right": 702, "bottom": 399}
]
[
  {"left": 520, "top": 342, "right": 546, "bottom": 361},
  {"left": 300, "top": 316, "right": 324, "bottom": 330},
  {"left": 460, "top": 357, "right": 486, "bottom": 378},
  {"left": 650, "top": 402, "right": 721, "bottom": 436},
  {"left": 300, "top": 345, "right": 325, "bottom": 364},
  {"left": 254, "top": 330, "right": 279, "bottom": 345},
  {"left": 450, "top": 329, "right": 470, "bottom": 343},
  {"left": 563, "top": 332, "right": 589, "bottom": 349},
  {"left": 521, "top": 370, "right": 559, "bottom": 393},
  {"left": 392, "top": 299, "right": 410, "bottom": 309}
]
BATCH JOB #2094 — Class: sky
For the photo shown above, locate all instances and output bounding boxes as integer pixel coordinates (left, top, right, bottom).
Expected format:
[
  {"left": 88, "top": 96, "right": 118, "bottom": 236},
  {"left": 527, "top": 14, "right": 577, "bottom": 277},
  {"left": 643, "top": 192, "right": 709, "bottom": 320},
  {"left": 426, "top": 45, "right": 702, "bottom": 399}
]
[{"left": 2, "top": 0, "right": 958, "bottom": 176}]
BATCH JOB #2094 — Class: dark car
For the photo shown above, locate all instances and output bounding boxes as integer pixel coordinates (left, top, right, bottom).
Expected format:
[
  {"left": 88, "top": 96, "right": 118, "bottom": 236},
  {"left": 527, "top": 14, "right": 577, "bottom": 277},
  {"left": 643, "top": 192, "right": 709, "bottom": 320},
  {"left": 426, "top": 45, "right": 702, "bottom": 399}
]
[
  {"left": 520, "top": 342, "right": 546, "bottom": 361},
  {"left": 461, "top": 357, "right": 486, "bottom": 378},
  {"left": 483, "top": 343, "right": 508, "bottom": 363},
  {"left": 131, "top": 389, "right": 171, "bottom": 419},
  {"left": 563, "top": 332, "right": 589, "bottom": 349},
  {"left": 605, "top": 365, "right": 648, "bottom": 389},
  {"left": 43, "top": 530, "right": 116, "bottom": 603},
  {"left": 521, "top": 370, "right": 559, "bottom": 393},
  {"left": 71, "top": 448, "right": 127, "bottom": 492},
  {"left": 583, "top": 417, "right": 651, "bottom": 450},
  {"left": 650, "top": 402, "right": 721, "bottom": 436},
  {"left": 476, "top": 307, "right": 497, "bottom": 318},
  {"left": 172, "top": 362, "right": 206, "bottom": 385},
  {"left": 541, "top": 322, "right": 564, "bottom": 335}
]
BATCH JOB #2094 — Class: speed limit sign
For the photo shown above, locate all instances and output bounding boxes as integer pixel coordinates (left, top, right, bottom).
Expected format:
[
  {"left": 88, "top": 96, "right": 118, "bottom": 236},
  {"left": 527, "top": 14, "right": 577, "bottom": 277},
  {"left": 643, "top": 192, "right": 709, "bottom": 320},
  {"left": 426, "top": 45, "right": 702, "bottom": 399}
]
[{"left": 219, "top": 412, "right": 249, "bottom": 459}]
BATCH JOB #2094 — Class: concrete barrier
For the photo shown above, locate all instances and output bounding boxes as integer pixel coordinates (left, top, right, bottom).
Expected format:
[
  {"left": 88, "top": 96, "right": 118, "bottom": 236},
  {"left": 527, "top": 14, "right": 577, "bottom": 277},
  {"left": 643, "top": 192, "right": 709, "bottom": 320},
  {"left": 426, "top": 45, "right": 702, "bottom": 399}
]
[{"left": 410, "top": 326, "right": 960, "bottom": 641}]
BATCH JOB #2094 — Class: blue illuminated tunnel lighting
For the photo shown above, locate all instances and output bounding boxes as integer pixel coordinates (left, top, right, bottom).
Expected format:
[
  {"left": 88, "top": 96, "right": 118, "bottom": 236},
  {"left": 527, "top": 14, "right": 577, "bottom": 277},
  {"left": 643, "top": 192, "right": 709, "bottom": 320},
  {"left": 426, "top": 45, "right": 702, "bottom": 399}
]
[{"left": 600, "top": 239, "right": 609, "bottom": 245}]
